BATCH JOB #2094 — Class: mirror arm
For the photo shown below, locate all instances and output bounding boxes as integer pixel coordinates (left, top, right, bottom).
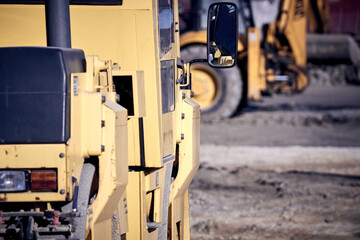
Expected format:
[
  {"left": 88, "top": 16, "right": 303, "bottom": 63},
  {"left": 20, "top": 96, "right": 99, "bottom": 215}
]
[
  {"left": 177, "top": 57, "right": 185, "bottom": 70},
  {"left": 188, "top": 59, "right": 207, "bottom": 66},
  {"left": 176, "top": 57, "right": 187, "bottom": 85},
  {"left": 176, "top": 58, "right": 206, "bottom": 85},
  {"left": 176, "top": 74, "right": 186, "bottom": 85}
]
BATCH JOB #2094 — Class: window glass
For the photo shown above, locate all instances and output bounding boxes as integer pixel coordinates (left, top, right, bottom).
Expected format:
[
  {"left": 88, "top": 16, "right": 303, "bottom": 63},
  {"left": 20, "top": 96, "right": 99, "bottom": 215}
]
[
  {"left": 158, "top": 0, "right": 174, "bottom": 58},
  {"left": 161, "top": 60, "right": 175, "bottom": 113}
]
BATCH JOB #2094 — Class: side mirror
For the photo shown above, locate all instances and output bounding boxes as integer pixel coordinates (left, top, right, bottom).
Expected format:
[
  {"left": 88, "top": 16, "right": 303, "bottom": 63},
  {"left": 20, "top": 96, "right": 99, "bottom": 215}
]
[{"left": 207, "top": 3, "right": 238, "bottom": 68}]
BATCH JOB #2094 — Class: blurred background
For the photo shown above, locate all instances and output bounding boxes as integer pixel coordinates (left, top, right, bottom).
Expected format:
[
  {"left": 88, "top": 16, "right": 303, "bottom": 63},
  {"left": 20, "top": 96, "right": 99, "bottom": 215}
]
[{"left": 178, "top": 0, "right": 360, "bottom": 239}]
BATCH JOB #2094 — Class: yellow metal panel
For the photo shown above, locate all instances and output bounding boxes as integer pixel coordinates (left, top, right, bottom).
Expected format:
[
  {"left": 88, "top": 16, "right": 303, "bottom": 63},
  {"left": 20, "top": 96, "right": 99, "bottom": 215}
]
[
  {"left": 117, "top": 191, "right": 128, "bottom": 235},
  {"left": 307, "top": 0, "right": 329, "bottom": 33},
  {"left": 162, "top": 112, "right": 175, "bottom": 158},
  {"left": 134, "top": 8, "right": 163, "bottom": 168},
  {"left": 183, "top": 191, "right": 191, "bottom": 240},
  {"left": 91, "top": 218, "right": 112, "bottom": 240},
  {"left": 282, "top": 0, "right": 308, "bottom": 90},
  {"left": 247, "top": 28, "right": 262, "bottom": 101},
  {"left": 71, "top": 6, "right": 138, "bottom": 67},
  {"left": 81, "top": 92, "right": 102, "bottom": 157},
  {"left": 169, "top": 97, "right": 200, "bottom": 240},
  {"left": 118, "top": 0, "right": 152, "bottom": 10},
  {"left": 259, "top": 54, "right": 267, "bottom": 92},
  {"left": 172, "top": 97, "right": 200, "bottom": 199},
  {"left": 88, "top": 102, "right": 128, "bottom": 238},
  {"left": 127, "top": 163, "right": 173, "bottom": 239},
  {"left": 134, "top": 71, "right": 146, "bottom": 117},
  {"left": 284, "top": 0, "right": 308, "bottom": 67},
  {"left": 127, "top": 172, "right": 142, "bottom": 239},
  {"left": 175, "top": 64, "right": 186, "bottom": 144},
  {"left": 145, "top": 171, "right": 161, "bottom": 223},
  {"left": 0, "top": 5, "right": 45, "bottom": 47},
  {"left": 73, "top": 4, "right": 164, "bottom": 168},
  {"left": 0, "top": 144, "right": 67, "bottom": 202},
  {"left": 0, "top": 3, "right": 164, "bottom": 168},
  {"left": 69, "top": 58, "right": 128, "bottom": 240},
  {"left": 127, "top": 119, "right": 141, "bottom": 166},
  {"left": 68, "top": 73, "right": 88, "bottom": 200}
]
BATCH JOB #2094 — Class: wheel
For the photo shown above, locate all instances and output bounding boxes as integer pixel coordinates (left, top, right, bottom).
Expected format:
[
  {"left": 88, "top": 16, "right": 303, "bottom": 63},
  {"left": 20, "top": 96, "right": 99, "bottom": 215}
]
[{"left": 181, "top": 44, "right": 243, "bottom": 122}]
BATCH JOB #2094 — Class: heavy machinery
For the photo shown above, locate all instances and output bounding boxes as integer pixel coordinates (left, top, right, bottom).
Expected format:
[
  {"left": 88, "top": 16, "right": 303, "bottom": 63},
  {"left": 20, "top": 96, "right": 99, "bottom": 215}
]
[
  {"left": 180, "top": 0, "right": 360, "bottom": 122},
  {"left": 0, "top": 0, "right": 236, "bottom": 239},
  {"left": 307, "top": 0, "right": 360, "bottom": 86}
]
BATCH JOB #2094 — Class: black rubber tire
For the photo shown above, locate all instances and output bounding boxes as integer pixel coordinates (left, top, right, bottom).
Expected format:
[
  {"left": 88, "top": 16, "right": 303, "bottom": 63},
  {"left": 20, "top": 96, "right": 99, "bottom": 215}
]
[{"left": 181, "top": 44, "right": 243, "bottom": 122}]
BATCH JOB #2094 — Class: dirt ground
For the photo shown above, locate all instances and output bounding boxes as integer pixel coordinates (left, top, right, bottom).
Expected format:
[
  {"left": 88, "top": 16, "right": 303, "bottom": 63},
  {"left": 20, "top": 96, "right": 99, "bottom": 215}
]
[{"left": 190, "top": 74, "right": 360, "bottom": 239}]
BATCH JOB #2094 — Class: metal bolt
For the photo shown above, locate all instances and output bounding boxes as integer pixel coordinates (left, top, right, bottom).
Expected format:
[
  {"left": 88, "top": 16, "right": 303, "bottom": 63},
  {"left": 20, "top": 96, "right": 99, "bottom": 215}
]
[
  {"left": 59, "top": 153, "right": 65, "bottom": 158},
  {"left": 102, "top": 96, "right": 106, "bottom": 103},
  {"left": 190, "top": 91, "right": 194, "bottom": 98},
  {"left": 115, "top": 94, "right": 120, "bottom": 103},
  {"left": 60, "top": 189, "right": 65, "bottom": 195},
  {"left": 101, "top": 145, "right": 105, "bottom": 152},
  {"left": 182, "top": 92, "right": 186, "bottom": 99},
  {"left": 101, "top": 120, "right": 105, "bottom": 127},
  {"left": 113, "top": 63, "right": 121, "bottom": 71},
  {"left": 181, "top": 133, "right": 184, "bottom": 140},
  {"left": 181, "top": 113, "right": 185, "bottom": 119},
  {"left": 123, "top": 197, "right": 126, "bottom": 202}
]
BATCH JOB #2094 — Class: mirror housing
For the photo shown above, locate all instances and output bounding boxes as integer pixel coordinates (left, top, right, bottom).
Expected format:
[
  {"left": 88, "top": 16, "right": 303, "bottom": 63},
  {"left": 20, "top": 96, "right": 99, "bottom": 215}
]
[{"left": 207, "top": 3, "right": 238, "bottom": 68}]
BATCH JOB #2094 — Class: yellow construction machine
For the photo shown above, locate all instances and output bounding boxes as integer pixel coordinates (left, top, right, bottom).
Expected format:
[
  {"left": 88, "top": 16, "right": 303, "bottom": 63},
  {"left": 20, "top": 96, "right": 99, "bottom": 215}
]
[
  {"left": 0, "top": 0, "right": 237, "bottom": 239},
  {"left": 180, "top": 0, "right": 348, "bottom": 122}
]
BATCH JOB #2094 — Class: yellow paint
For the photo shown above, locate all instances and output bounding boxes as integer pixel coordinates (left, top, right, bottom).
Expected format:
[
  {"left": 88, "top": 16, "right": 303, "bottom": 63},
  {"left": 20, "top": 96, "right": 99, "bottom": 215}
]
[
  {"left": 0, "top": 144, "right": 67, "bottom": 202},
  {"left": 247, "top": 28, "right": 262, "bottom": 101},
  {"left": 274, "top": 0, "right": 308, "bottom": 90},
  {"left": 169, "top": 96, "right": 200, "bottom": 240},
  {"left": 127, "top": 163, "right": 173, "bottom": 240},
  {"left": 307, "top": 0, "right": 329, "bottom": 33},
  {"left": 0, "top": 0, "right": 199, "bottom": 239}
]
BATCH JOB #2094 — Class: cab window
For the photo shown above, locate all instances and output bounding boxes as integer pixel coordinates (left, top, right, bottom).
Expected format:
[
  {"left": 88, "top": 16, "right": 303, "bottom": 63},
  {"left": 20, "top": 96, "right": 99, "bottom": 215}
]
[{"left": 158, "top": 0, "right": 174, "bottom": 58}]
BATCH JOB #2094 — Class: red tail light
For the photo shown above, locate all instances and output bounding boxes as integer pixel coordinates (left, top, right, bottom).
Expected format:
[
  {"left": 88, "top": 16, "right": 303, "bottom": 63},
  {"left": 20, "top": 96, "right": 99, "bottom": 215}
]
[{"left": 30, "top": 170, "right": 57, "bottom": 191}]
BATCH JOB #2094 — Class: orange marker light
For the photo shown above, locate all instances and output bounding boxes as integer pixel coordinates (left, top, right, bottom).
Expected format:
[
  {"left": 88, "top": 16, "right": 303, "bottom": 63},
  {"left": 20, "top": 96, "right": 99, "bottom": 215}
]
[{"left": 30, "top": 170, "right": 57, "bottom": 191}]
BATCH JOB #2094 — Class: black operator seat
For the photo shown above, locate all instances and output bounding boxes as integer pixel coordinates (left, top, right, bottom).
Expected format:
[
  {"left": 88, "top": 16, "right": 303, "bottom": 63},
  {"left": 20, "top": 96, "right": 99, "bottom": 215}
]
[{"left": 0, "top": 47, "right": 86, "bottom": 144}]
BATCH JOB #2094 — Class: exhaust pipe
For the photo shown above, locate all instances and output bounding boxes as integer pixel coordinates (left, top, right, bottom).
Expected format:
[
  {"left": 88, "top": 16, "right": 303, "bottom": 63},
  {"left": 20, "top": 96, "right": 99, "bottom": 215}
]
[{"left": 45, "top": 0, "right": 71, "bottom": 48}]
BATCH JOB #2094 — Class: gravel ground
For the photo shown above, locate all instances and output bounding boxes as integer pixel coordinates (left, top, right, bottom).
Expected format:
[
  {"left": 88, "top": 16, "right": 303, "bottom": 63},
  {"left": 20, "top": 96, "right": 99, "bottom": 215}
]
[
  {"left": 190, "top": 155, "right": 360, "bottom": 240},
  {"left": 190, "top": 77, "right": 360, "bottom": 239}
]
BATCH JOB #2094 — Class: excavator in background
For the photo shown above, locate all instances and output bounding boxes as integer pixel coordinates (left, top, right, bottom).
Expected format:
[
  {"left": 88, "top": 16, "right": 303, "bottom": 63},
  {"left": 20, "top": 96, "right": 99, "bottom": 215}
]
[
  {"left": 180, "top": 0, "right": 360, "bottom": 122},
  {"left": 307, "top": 0, "right": 360, "bottom": 86},
  {"left": 0, "top": 0, "right": 237, "bottom": 239}
]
